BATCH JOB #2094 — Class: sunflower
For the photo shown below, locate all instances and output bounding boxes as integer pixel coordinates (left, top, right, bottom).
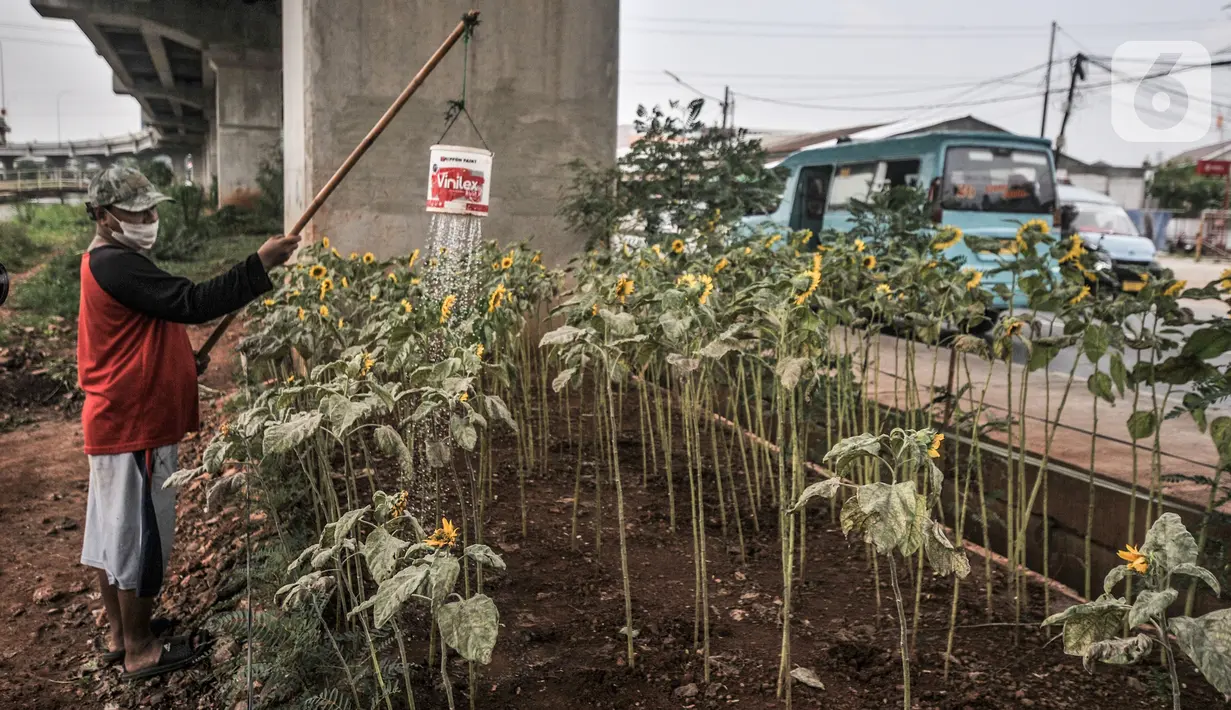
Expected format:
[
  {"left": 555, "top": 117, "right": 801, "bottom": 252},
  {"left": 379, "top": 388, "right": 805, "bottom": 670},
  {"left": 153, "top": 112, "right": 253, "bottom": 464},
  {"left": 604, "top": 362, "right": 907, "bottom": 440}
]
[
  {"left": 401, "top": 299, "right": 413, "bottom": 313},
  {"left": 331, "top": 248, "right": 342, "bottom": 259},
  {"left": 765, "top": 234, "right": 782, "bottom": 249},
  {"left": 714, "top": 257, "right": 730, "bottom": 274},
  {"left": 876, "top": 284, "right": 891, "bottom": 295},
  {"left": 1005, "top": 319, "right": 1025, "bottom": 338},
  {"left": 931, "top": 226, "right": 963, "bottom": 251},
  {"left": 263, "top": 298, "right": 276, "bottom": 307},
  {"left": 290, "top": 289, "right": 302, "bottom": 298},
  {"left": 411, "top": 278, "right": 421, "bottom": 285},
  {"left": 349, "top": 252, "right": 359, "bottom": 261},
  {"left": 425, "top": 518, "right": 459, "bottom": 548},
  {"left": 297, "top": 307, "right": 306, "bottom": 321},
  {"left": 1220, "top": 268, "right": 1231, "bottom": 290},
  {"left": 337, "top": 318, "right": 345, "bottom": 328},
  {"left": 744, "top": 246, "right": 753, "bottom": 255},
  {"left": 388, "top": 490, "right": 409, "bottom": 519},
  {"left": 677, "top": 274, "right": 698, "bottom": 288},
  {"left": 500, "top": 256, "right": 514, "bottom": 270},
  {"left": 318, "top": 305, "right": 329, "bottom": 318},
  {"left": 854, "top": 239, "right": 866, "bottom": 253},
  {"left": 321, "top": 236, "right": 330, "bottom": 250},
  {"left": 863, "top": 254, "right": 877, "bottom": 270},
  {"left": 1069, "top": 285, "right": 1091, "bottom": 306},
  {"left": 309, "top": 264, "right": 328, "bottom": 279},
  {"left": 651, "top": 244, "right": 665, "bottom": 261},
  {"left": 965, "top": 269, "right": 983, "bottom": 291},
  {"left": 614, "top": 274, "right": 635, "bottom": 304},
  {"left": 370, "top": 294, "right": 378, "bottom": 302},
  {"left": 811, "top": 253, "right": 822, "bottom": 273},
  {"left": 387, "top": 273, "right": 398, "bottom": 283},
  {"left": 927, "top": 432, "right": 944, "bottom": 458},
  {"left": 1058, "top": 234, "right": 1086, "bottom": 264},
  {"left": 698, "top": 274, "right": 714, "bottom": 305},
  {"left": 488, "top": 283, "right": 507, "bottom": 313},
  {"left": 532, "top": 252, "right": 542, "bottom": 264},
  {"left": 458, "top": 392, "right": 469, "bottom": 403},
  {"left": 924, "top": 260, "right": 938, "bottom": 270},
  {"left": 286, "top": 375, "right": 295, "bottom": 384},
  {"left": 474, "top": 343, "right": 485, "bottom": 359},
  {"left": 793, "top": 269, "right": 821, "bottom": 306},
  {"left": 1163, "top": 280, "right": 1187, "bottom": 298},
  {"left": 409, "top": 248, "right": 420, "bottom": 269},
  {"left": 1117, "top": 544, "right": 1148, "bottom": 574},
  {"left": 591, "top": 303, "right": 599, "bottom": 316},
  {"left": 1018, "top": 218, "right": 1051, "bottom": 237},
  {"left": 319, "top": 278, "right": 334, "bottom": 299},
  {"left": 440, "top": 294, "right": 457, "bottom": 324},
  {"left": 361, "top": 353, "right": 374, "bottom": 376},
  {"left": 671, "top": 239, "right": 685, "bottom": 254}
]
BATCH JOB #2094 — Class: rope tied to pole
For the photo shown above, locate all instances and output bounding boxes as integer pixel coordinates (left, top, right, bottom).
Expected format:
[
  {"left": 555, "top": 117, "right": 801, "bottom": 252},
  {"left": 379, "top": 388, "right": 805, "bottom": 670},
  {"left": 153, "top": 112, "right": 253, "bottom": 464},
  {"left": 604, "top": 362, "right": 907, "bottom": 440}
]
[{"left": 437, "top": 14, "right": 490, "bottom": 149}]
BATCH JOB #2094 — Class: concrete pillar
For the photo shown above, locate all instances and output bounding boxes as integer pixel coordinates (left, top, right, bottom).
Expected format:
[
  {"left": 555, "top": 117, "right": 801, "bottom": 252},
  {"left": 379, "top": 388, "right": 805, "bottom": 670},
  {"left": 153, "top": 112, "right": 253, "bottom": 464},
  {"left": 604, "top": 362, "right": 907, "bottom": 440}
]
[
  {"left": 282, "top": 0, "right": 619, "bottom": 263},
  {"left": 210, "top": 47, "right": 281, "bottom": 207},
  {"left": 0, "top": 157, "right": 13, "bottom": 175}
]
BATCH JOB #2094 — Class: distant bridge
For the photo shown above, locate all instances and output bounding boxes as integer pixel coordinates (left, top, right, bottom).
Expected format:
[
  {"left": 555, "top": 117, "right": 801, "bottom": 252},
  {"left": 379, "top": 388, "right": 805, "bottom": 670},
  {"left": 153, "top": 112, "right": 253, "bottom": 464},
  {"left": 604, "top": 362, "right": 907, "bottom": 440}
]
[
  {"left": 0, "top": 169, "right": 92, "bottom": 204},
  {"left": 0, "top": 129, "right": 176, "bottom": 173}
]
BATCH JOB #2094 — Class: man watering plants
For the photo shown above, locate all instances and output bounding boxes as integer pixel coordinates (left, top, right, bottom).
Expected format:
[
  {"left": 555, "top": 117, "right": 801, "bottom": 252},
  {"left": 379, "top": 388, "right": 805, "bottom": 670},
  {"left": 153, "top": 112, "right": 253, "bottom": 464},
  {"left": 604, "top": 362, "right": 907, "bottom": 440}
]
[{"left": 77, "top": 164, "right": 299, "bottom": 680}]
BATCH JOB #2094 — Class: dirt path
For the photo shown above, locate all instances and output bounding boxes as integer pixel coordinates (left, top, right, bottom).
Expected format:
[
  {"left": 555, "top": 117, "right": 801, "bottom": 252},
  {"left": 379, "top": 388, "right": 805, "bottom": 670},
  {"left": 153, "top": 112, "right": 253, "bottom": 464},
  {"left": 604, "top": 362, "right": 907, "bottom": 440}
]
[{"left": 0, "top": 320, "right": 243, "bottom": 709}]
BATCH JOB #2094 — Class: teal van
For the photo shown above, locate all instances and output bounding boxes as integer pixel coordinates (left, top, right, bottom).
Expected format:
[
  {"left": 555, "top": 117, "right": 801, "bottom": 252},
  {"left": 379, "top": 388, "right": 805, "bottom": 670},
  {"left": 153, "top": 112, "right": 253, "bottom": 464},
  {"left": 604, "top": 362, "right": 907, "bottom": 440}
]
[{"left": 742, "top": 131, "right": 1058, "bottom": 310}]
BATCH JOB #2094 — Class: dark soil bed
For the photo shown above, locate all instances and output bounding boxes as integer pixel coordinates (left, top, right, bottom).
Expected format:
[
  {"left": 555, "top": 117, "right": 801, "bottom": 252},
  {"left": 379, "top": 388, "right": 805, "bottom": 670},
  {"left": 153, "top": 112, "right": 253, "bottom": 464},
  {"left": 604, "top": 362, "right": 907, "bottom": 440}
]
[{"left": 54, "top": 383, "right": 1229, "bottom": 709}]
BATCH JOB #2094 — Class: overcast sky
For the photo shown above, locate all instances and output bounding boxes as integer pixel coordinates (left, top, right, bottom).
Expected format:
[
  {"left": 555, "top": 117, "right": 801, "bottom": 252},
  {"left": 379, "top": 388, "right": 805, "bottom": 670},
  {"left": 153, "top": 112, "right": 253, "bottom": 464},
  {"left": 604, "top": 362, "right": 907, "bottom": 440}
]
[{"left": 1, "top": 0, "right": 1227, "bottom": 166}]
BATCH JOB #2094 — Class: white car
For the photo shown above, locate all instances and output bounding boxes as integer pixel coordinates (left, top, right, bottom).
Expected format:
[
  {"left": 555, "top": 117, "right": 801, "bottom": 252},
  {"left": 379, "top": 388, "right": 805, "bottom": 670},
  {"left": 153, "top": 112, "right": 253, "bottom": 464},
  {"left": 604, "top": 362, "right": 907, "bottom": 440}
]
[{"left": 1058, "top": 184, "right": 1159, "bottom": 290}]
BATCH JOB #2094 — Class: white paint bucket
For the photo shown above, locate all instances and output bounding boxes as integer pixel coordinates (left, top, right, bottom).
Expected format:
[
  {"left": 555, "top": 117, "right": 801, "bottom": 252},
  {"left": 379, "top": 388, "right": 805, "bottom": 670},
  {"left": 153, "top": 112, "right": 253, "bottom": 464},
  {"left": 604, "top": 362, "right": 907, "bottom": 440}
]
[{"left": 426, "top": 144, "right": 493, "bottom": 216}]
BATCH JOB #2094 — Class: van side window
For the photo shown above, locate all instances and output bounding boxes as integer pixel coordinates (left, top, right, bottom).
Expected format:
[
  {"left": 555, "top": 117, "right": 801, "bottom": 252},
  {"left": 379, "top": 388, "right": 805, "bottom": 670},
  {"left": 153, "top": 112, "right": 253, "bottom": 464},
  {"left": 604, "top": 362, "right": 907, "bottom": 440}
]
[
  {"left": 827, "top": 162, "right": 878, "bottom": 209},
  {"left": 884, "top": 159, "right": 921, "bottom": 188}
]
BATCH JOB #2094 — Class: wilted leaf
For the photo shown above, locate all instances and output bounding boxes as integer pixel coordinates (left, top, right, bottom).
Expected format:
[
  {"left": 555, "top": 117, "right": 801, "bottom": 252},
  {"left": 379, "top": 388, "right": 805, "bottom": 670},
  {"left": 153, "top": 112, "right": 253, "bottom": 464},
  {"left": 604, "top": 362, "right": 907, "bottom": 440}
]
[
  {"left": 202, "top": 438, "right": 231, "bottom": 474},
  {"left": 599, "top": 309, "right": 636, "bottom": 337},
  {"left": 776, "top": 357, "right": 809, "bottom": 389},
  {"left": 206, "top": 473, "right": 246, "bottom": 513},
  {"left": 1103, "top": 564, "right": 1131, "bottom": 594},
  {"left": 1041, "top": 594, "right": 1130, "bottom": 656},
  {"left": 484, "top": 395, "right": 519, "bottom": 432},
  {"left": 450, "top": 414, "right": 478, "bottom": 451},
  {"left": 848, "top": 481, "right": 920, "bottom": 556},
  {"left": 436, "top": 594, "right": 500, "bottom": 665},
  {"left": 539, "top": 325, "right": 585, "bottom": 347},
  {"left": 1140, "top": 512, "right": 1199, "bottom": 571},
  {"left": 1128, "top": 588, "right": 1178, "bottom": 628},
  {"left": 952, "top": 334, "right": 989, "bottom": 357},
  {"left": 922, "top": 520, "right": 971, "bottom": 578},
  {"left": 788, "top": 477, "right": 844, "bottom": 514},
  {"left": 276, "top": 571, "right": 335, "bottom": 611},
  {"left": 822, "top": 433, "right": 881, "bottom": 472},
  {"left": 373, "top": 425, "right": 413, "bottom": 476},
  {"left": 700, "top": 339, "right": 737, "bottom": 360},
  {"left": 426, "top": 440, "right": 451, "bottom": 469},
  {"left": 1083, "top": 633, "right": 1153, "bottom": 671},
  {"left": 1126, "top": 411, "right": 1158, "bottom": 440},
  {"left": 666, "top": 353, "right": 700, "bottom": 373},
  {"left": 1171, "top": 608, "right": 1231, "bottom": 696},
  {"left": 789, "top": 667, "right": 825, "bottom": 690},
  {"left": 162, "top": 466, "right": 204, "bottom": 490},
  {"left": 464, "top": 544, "right": 507, "bottom": 571},
  {"left": 1173, "top": 563, "right": 1221, "bottom": 596},
  {"left": 362, "top": 526, "right": 409, "bottom": 584},
  {"left": 429, "top": 554, "right": 461, "bottom": 605},
  {"left": 370, "top": 564, "right": 431, "bottom": 628},
  {"left": 658, "top": 313, "right": 690, "bottom": 342},
  {"left": 552, "top": 367, "right": 578, "bottom": 393},
  {"left": 321, "top": 393, "right": 373, "bottom": 435},
  {"left": 264, "top": 411, "right": 324, "bottom": 454},
  {"left": 321, "top": 506, "right": 371, "bottom": 547}
]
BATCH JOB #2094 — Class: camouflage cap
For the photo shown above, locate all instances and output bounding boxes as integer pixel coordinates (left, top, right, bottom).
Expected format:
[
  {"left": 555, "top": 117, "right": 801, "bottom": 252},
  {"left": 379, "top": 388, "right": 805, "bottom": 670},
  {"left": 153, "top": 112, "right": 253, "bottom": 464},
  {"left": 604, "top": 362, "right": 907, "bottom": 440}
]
[{"left": 87, "top": 164, "right": 172, "bottom": 212}]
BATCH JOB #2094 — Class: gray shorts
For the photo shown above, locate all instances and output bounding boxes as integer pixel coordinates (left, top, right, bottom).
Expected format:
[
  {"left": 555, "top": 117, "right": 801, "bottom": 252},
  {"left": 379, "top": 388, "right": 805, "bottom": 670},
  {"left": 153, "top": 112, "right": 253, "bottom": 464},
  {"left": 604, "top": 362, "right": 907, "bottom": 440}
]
[{"left": 80, "top": 445, "right": 178, "bottom": 597}]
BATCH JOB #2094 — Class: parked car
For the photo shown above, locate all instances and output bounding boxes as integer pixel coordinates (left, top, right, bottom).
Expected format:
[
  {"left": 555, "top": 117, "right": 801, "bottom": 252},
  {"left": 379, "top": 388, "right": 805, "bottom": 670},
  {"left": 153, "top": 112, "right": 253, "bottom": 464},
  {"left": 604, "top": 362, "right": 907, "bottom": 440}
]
[{"left": 1057, "top": 184, "right": 1160, "bottom": 292}]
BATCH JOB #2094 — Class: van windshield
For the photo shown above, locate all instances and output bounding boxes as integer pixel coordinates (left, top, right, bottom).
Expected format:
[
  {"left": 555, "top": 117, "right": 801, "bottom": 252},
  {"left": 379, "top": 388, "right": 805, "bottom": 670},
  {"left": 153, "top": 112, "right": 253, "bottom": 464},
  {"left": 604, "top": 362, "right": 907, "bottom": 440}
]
[
  {"left": 1072, "top": 201, "right": 1139, "bottom": 236},
  {"left": 941, "top": 147, "right": 1054, "bottom": 214}
]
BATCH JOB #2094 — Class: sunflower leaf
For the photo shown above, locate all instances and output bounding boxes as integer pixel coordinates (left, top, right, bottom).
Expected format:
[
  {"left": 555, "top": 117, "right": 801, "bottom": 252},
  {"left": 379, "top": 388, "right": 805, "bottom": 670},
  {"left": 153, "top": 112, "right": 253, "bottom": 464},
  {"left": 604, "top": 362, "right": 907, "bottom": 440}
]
[
  {"left": 436, "top": 594, "right": 500, "bottom": 665},
  {"left": 1141, "top": 512, "right": 1199, "bottom": 571},
  {"left": 1171, "top": 609, "right": 1231, "bottom": 697},
  {"left": 1128, "top": 588, "right": 1178, "bottom": 628}
]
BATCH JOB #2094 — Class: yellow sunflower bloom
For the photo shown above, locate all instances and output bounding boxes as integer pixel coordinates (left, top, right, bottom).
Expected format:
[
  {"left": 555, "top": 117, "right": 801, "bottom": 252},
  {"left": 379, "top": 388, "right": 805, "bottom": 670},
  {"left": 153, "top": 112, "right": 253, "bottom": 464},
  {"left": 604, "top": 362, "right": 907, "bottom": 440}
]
[
  {"left": 331, "top": 248, "right": 342, "bottom": 259},
  {"left": 425, "top": 518, "right": 459, "bottom": 548},
  {"left": 745, "top": 247, "right": 753, "bottom": 255},
  {"left": 488, "top": 283, "right": 507, "bottom": 313},
  {"left": 863, "top": 255, "right": 877, "bottom": 270},
  {"left": 474, "top": 343, "right": 485, "bottom": 359},
  {"left": 362, "top": 252, "right": 375, "bottom": 265},
  {"left": 440, "top": 294, "right": 457, "bottom": 324},
  {"left": 1005, "top": 319, "right": 1024, "bottom": 337},
  {"left": 1117, "top": 544, "right": 1148, "bottom": 574},
  {"left": 388, "top": 273, "right": 398, "bottom": 283},
  {"left": 876, "top": 284, "right": 891, "bottom": 295},
  {"left": 927, "top": 432, "right": 944, "bottom": 458},
  {"left": 965, "top": 270, "right": 983, "bottom": 291},
  {"left": 854, "top": 239, "right": 866, "bottom": 253},
  {"left": 409, "top": 248, "right": 420, "bottom": 269},
  {"left": 290, "top": 289, "right": 301, "bottom": 298},
  {"left": 614, "top": 274, "right": 635, "bottom": 304},
  {"left": 263, "top": 298, "right": 276, "bottom": 307},
  {"left": 321, "top": 236, "right": 330, "bottom": 249},
  {"left": 297, "top": 307, "right": 306, "bottom": 321},
  {"left": 309, "top": 264, "right": 328, "bottom": 280},
  {"left": 401, "top": 299, "right": 413, "bottom": 313},
  {"left": 1163, "top": 280, "right": 1187, "bottom": 298},
  {"left": 671, "top": 239, "right": 685, "bottom": 254},
  {"left": 350, "top": 252, "right": 359, "bottom": 261},
  {"left": 458, "top": 392, "right": 469, "bottom": 403},
  {"left": 1069, "top": 285, "right": 1091, "bottom": 305},
  {"left": 931, "top": 226, "right": 963, "bottom": 251},
  {"left": 698, "top": 274, "right": 714, "bottom": 305},
  {"left": 532, "top": 252, "right": 542, "bottom": 264},
  {"left": 319, "top": 305, "right": 329, "bottom": 318},
  {"left": 337, "top": 318, "right": 345, "bottom": 328},
  {"left": 714, "top": 257, "right": 730, "bottom": 274}
]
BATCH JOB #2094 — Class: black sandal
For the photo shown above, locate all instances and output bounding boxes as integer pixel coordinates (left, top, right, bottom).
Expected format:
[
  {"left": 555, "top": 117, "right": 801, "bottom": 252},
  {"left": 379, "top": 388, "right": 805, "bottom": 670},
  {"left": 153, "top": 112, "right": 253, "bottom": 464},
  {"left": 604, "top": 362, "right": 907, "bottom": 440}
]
[
  {"left": 100, "top": 617, "right": 177, "bottom": 665},
  {"left": 119, "top": 630, "right": 211, "bottom": 682}
]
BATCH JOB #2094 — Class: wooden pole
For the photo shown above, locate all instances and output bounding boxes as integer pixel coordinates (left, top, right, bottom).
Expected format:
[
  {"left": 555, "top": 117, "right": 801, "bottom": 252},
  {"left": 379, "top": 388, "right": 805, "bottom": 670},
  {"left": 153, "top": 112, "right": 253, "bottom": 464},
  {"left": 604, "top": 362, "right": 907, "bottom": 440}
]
[{"left": 195, "top": 10, "right": 480, "bottom": 362}]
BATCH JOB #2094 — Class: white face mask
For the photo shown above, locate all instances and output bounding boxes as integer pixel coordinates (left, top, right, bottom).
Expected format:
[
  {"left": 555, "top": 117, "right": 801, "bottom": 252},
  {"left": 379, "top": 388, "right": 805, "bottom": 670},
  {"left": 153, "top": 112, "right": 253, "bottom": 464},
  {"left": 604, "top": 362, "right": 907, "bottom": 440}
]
[{"left": 108, "top": 211, "right": 160, "bottom": 252}]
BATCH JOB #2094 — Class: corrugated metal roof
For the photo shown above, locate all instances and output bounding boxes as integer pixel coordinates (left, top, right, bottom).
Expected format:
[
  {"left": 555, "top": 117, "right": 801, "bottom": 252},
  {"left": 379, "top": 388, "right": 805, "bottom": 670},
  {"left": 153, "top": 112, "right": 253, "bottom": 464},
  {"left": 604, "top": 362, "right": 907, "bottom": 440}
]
[{"left": 1166, "top": 140, "right": 1231, "bottom": 164}]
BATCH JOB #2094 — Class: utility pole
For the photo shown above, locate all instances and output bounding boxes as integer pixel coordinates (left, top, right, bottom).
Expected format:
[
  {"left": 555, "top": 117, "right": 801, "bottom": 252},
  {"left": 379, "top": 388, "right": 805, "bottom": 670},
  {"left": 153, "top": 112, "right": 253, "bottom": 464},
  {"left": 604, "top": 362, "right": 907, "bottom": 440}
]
[
  {"left": 1040, "top": 21, "right": 1057, "bottom": 138},
  {"left": 720, "top": 86, "right": 731, "bottom": 132},
  {"left": 1055, "top": 53, "right": 1086, "bottom": 156}
]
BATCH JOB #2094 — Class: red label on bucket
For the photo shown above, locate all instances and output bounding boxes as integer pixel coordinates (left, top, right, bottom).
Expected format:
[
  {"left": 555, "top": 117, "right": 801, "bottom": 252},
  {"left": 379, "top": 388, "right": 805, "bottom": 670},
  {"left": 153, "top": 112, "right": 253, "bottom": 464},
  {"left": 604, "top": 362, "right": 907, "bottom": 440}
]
[{"left": 426, "top": 146, "right": 493, "bottom": 216}]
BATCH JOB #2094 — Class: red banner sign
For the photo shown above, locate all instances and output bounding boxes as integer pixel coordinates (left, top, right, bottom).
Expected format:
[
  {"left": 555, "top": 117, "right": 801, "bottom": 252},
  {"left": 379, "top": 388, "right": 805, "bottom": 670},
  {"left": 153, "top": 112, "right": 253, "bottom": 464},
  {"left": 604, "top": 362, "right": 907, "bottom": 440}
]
[{"left": 1197, "top": 159, "right": 1231, "bottom": 177}]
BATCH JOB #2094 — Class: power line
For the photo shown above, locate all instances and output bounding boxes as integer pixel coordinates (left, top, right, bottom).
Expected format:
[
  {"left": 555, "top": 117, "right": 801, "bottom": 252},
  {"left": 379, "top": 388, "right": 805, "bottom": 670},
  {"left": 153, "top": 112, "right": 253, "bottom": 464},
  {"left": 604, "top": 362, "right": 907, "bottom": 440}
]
[
  {"left": 0, "top": 34, "right": 93, "bottom": 49},
  {"left": 662, "top": 70, "right": 724, "bottom": 103},
  {"left": 626, "top": 16, "right": 1225, "bottom": 31},
  {"left": 625, "top": 27, "right": 1047, "bottom": 40},
  {"left": 0, "top": 21, "right": 81, "bottom": 34}
]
